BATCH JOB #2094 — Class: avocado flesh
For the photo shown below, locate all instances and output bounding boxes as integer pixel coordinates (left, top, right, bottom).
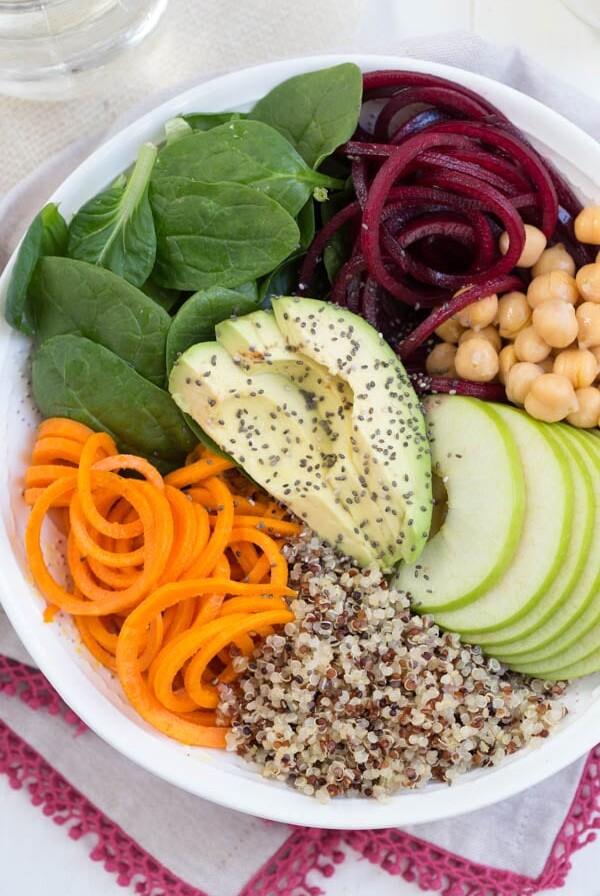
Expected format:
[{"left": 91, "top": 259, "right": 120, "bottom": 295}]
[
  {"left": 169, "top": 297, "right": 432, "bottom": 566},
  {"left": 271, "top": 297, "right": 432, "bottom": 558},
  {"left": 216, "top": 314, "right": 400, "bottom": 551}
]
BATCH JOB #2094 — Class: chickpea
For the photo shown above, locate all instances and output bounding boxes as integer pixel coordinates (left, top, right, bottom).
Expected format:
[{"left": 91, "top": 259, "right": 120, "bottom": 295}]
[
  {"left": 527, "top": 270, "right": 579, "bottom": 308},
  {"left": 576, "top": 263, "right": 600, "bottom": 303},
  {"left": 434, "top": 318, "right": 465, "bottom": 344},
  {"left": 567, "top": 387, "right": 600, "bottom": 428},
  {"left": 499, "top": 224, "right": 546, "bottom": 268},
  {"left": 505, "top": 362, "right": 543, "bottom": 405},
  {"left": 524, "top": 374, "right": 579, "bottom": 423},
  {"left": 453, "top": 293, "right": 498, "bottom": 330},
  {"left": 426, "top": 342, "right": 457, "bottom": 378},
  {"left": 459, "top": 325, "right": 502, "bottom": 352},
  {"left": 495, "top": 291, "right": 531, "bottom": 339},
  {"left": 531, "top": 300, "right": 579, "bottom": 349},
  {"left": 531, "top": 242, "right": 576, "bottom": 278},
  {"left": 514, "top": 326, "right": 552, "bottom": 363},
  {"left": 537, "top": 356, "right": 555, "bottom": 373},
  {"left": 577, "top": 302, "right": 600, "bottom": 349},
  {"left": 553, "top": 348, "right": 598, "bottom": 388},
  {"left": 590, "top": 345, "right": 600, "bottom": 376},
  {"left": 574, "top": 206, "right": 600, "bottom": 245},
  {"left": 498, "top": 344, "right": 518, "bottom": 385},
  {"left": 454, "top": 337, "right": 499, "bottom": 382}
]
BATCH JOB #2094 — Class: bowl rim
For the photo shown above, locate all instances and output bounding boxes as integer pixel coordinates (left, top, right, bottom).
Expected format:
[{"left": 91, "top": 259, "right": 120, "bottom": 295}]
[{"left": 1, "top": 52, "right": 600, "bottom": 829}]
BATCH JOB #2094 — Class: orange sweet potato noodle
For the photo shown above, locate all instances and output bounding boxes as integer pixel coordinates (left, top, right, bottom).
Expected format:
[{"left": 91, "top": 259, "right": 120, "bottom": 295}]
[{"left": 23, "top": 418, "right": 298, "bottom": 747}]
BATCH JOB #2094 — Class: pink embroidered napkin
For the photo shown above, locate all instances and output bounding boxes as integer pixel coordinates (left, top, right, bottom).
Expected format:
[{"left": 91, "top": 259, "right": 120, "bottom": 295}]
[{"left": 1, "top": 33, "right": 600, "bottom": 896}]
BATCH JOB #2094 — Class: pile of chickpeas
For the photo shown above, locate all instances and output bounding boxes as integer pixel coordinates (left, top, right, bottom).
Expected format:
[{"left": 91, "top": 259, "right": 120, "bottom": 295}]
[{"left": 426, "top": 205, "right": 600, "bottom": 426}]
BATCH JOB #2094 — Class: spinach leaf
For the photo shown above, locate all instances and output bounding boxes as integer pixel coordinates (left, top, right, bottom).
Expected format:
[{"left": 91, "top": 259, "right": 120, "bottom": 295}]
[
  {"left": 4, "top": 203, "right": 68, "bottom": 335},
  {"left": 68, "top": 142, "right": 158, "bottom": 287},
  {"left": 151, "top": 120, "right": 340, "bottom": 219},
  {"left": 259, "top": 256, "right": 301, "bottom": 306},
  {"left": 32, "top": 334, "right": 195, "bottom": 467},
  {"left": 297, "top": 200, "right": 316, "bottom": 252},
  {"left": 320, "top": 190, "right": 354, "bottom": 284},
  {"left": 140, "top": 276, "right": 182, "bottom": 312},
  {"left": 30, "top": 257, "right": 170, "bottom": 387},
  {"left": 166, "top": 287, "right": 259, "bottom": 372},
  {"left": 249, "top": 63, "right": 363, "bottom": 169},
  {"left": 257, "top": 199, "right": 314, "bottom": 304},
  {"left": 235, "top": 280, "right": 258, "bottom": 300},
  {"left": 183, "top": 414, "right": 233, "bottom": 461},
  {"left": 323, "top": 233, "right": 350, "bottom": 285},
  {"left": 182, "top": 111, "right": 246, "bottom": 131},
  {"left": 164, "top": 116, "right": 193, "bottom": 145},
  {"left": 152, "top": 181, "right": 300, "bottom": 291}
]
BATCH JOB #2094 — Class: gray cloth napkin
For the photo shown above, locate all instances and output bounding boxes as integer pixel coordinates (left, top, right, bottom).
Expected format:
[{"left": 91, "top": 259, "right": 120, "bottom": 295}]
[{"left": 0, "top": 32, "right": 597, "bottom": 890}]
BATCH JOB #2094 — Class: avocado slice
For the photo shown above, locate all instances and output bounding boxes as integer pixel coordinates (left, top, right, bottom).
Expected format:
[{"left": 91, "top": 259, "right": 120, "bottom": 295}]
[
  {"left": 215, "top": 313, "right": 401, "bottom": 552},
  {"left": 169, "top": 297, "right": 432, "bottom": 566},
  {"left": 271, "top": 297, "right": 432, "bottom": 557}
]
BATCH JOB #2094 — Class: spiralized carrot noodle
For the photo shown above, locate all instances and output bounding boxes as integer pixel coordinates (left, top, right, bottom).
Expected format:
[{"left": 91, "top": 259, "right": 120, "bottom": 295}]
[
  {"left": 24, "top": 419, "right": 298, "bottom": 747},
  {"left": 164, "top": 455, "right": 235, "bottom": 489},
  {"left": 37, "top": 418, "right": 95, "bottom": 443}
]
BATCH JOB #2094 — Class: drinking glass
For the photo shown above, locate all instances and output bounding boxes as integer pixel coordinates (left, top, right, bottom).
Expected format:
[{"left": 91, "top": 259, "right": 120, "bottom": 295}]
[{"left": 0, "top": 0, "right": 169, "bottom": 99}]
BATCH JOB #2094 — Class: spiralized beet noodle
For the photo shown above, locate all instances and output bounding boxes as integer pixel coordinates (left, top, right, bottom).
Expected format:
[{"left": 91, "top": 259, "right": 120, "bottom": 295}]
[{"left": 297, "top": 70, "right": 596, "bottom": 399}]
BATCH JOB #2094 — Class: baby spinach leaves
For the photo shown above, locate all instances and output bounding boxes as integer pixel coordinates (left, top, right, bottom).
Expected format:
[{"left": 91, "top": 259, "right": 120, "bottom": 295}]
[
  {"left": 164, "top": 117, "right": 193, "bottom": 145},
  {"left": 182, "top": 111, "right": 246, "bottom": 131},
  {"left": 140, "top": 276, "right": 182, "bottom": 312},
  {"left": 68, "top": 142, "right": 158, "bottom": 287},
  {"left": 5, "top": 64, "right": 366, "bottom": 470},
  {"left": 30, "top": 257, "right": 170, "bottom": 387},
  {"left": 4, "top": 203, "right": 68, "bottom": 335},
  {"left": 249, "top": 63, "right": 363, "bottom": 169},
  {"left": 166, "top": 287, "right": 259, "bottom": 372},
  {"left": 153, "top": 181, "right": 300, "bottom": 291},
  {"left": 151, "top": 120, "right": 340, "bottom": 219},
  {"left": 33, "top": 335, "right": 195, "bottom": 468}
]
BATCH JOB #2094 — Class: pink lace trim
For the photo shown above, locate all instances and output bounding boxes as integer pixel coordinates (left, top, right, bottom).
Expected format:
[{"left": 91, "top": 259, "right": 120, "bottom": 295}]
[
  {"left": 1, "top": 654, "right": 599, "bottom": 896},
  {"left": 0, "top": 717, "right": 216, "bottom": 896},
  {"left": 0, "top": 654, "right": 85, "bottom": 732}
]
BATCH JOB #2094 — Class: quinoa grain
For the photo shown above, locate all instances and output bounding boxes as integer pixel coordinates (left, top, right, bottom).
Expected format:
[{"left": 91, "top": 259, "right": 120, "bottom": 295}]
[{"left": 218, "top": 533, "right": 567, "bottom": 801}]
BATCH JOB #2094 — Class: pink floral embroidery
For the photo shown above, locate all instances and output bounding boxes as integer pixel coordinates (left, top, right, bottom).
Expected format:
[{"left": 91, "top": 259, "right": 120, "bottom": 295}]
[{"left": 1, "top": 654, "right": 599, "bottom": 896}]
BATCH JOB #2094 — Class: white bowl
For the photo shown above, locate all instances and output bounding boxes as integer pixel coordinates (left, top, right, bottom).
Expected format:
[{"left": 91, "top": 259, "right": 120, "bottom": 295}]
[{"left": 1, "top": 54, "right": 600, "bottom": 830}]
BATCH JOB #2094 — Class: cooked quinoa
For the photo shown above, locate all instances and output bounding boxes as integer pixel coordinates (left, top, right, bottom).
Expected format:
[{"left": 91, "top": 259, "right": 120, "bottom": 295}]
[{"left": 218, "top": 532, "right": 567, "bottom": 801}]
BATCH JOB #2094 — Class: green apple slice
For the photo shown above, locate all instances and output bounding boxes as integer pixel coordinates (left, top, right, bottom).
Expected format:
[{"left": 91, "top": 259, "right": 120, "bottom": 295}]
[
  {"left": 463, "top": 421, "right": 594, "bottom": 651},
  {"left": 524, "top": 644, "right": 600, "bottom": 680},
  {"left": 393, "top": 395, "right": 525, "bottom": 610},
  {"left": 507, "top": 427, "right": 600, "bottom": 673},
  {"left": 432, "top": 405, "right": 572, "bottom": 633}
]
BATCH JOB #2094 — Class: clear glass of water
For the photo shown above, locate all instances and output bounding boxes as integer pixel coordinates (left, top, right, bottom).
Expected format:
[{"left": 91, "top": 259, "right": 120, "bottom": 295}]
[{"left": 0, "top": 0, "right": 170, "bottom": 100}]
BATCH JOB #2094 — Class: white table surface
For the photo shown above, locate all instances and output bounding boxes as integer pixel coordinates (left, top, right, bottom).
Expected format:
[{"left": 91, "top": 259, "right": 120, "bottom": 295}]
[{"left": 2, "top": 1, "right": 600, "bottom": 894}]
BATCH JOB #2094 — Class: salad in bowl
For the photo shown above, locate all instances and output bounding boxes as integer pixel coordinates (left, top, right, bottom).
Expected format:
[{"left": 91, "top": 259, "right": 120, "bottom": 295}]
[{"left": 1, "top": 54, "right": 600, "bottom": 828}]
